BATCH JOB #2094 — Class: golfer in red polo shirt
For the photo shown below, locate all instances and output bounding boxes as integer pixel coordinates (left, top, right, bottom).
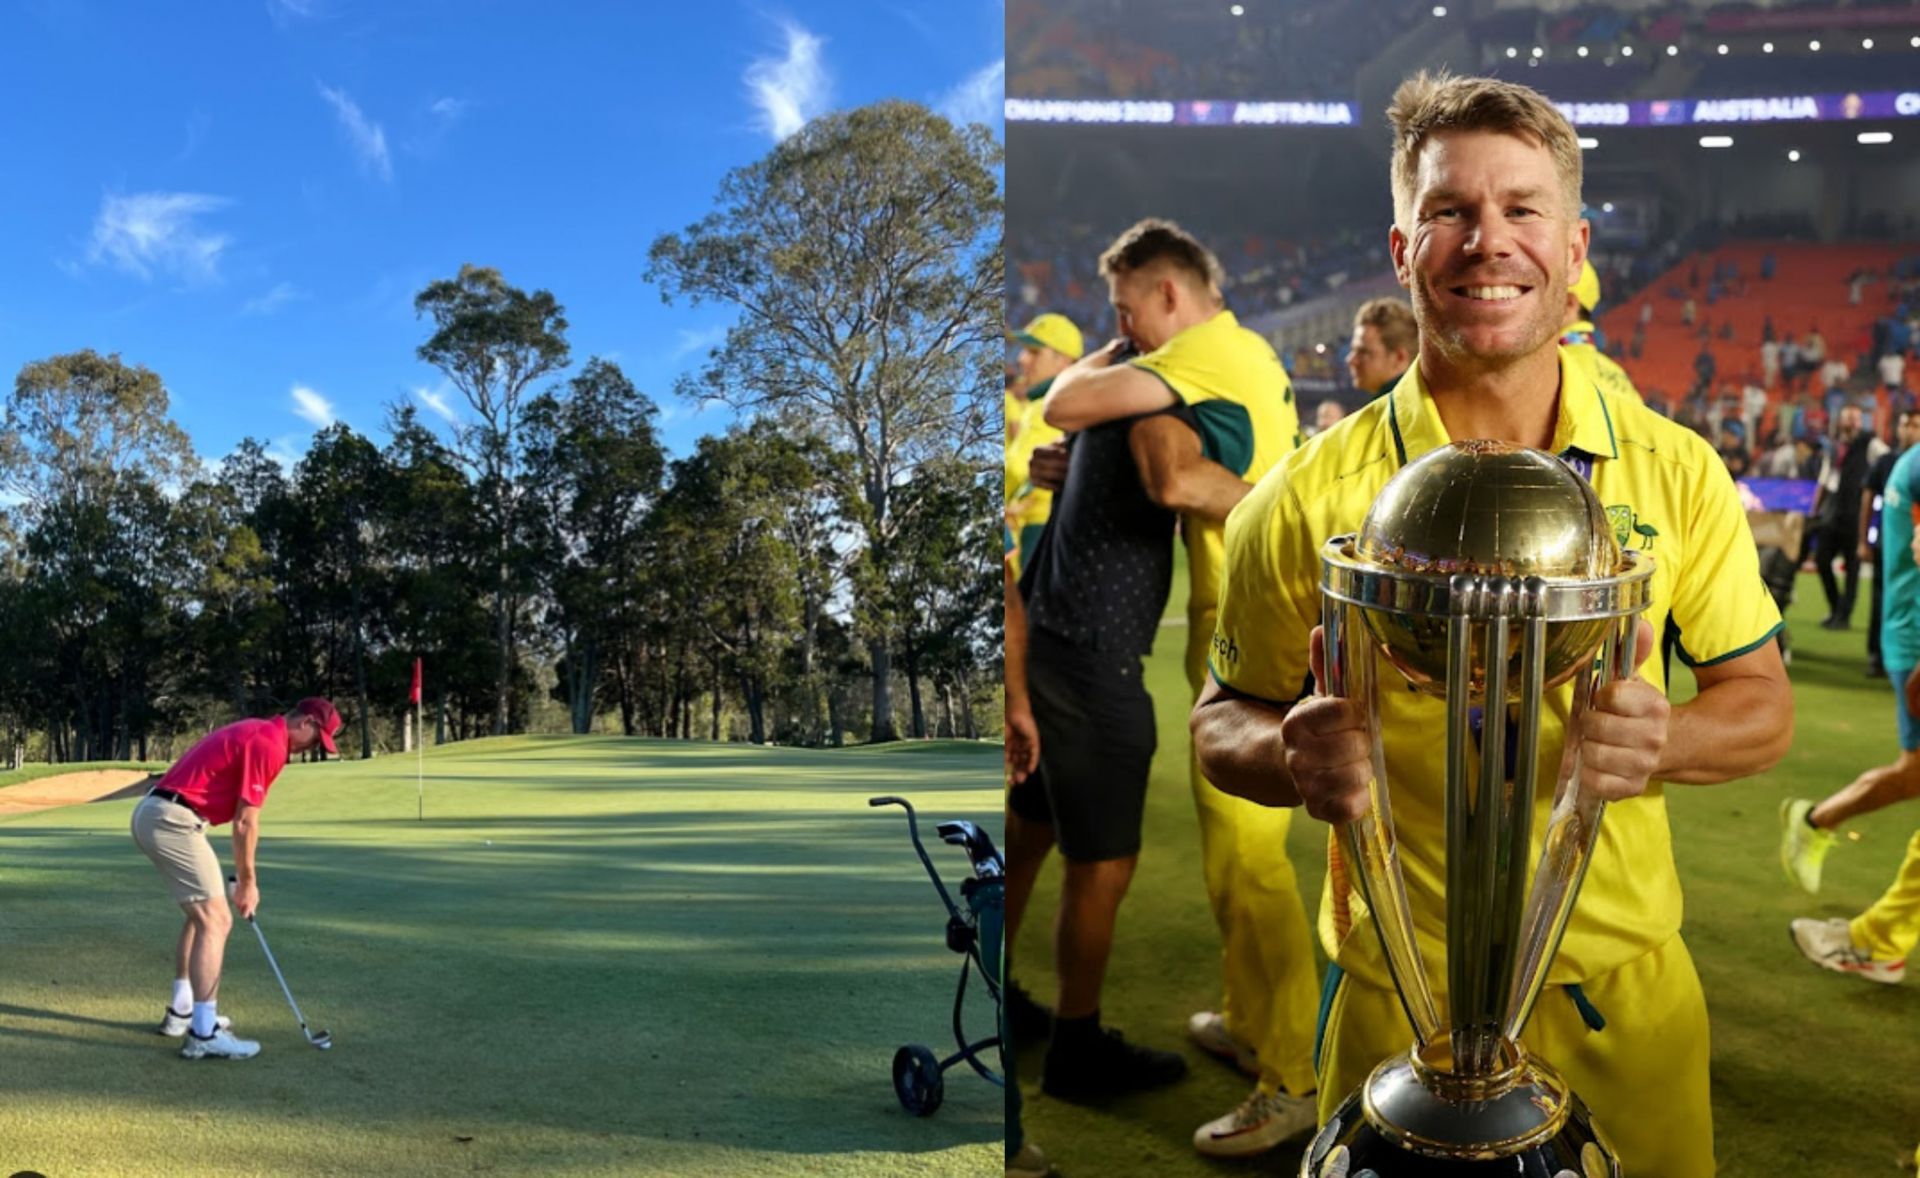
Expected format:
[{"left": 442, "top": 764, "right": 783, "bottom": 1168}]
[{"left": 130, "top": 697, "right": 341, "bottom": 1060}]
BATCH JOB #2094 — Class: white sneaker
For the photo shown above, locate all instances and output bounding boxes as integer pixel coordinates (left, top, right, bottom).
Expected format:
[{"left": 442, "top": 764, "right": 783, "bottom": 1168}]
[
  {"left": 1193, "top": 1086, "right": 1318, "bottom": 1157},
  {"left": 1186, "top": 1011, "right": 1260, "bottom": 1077},
  {"left": 180, "top": 1028, "right": 261, "bottom": 1060},
  {"left": 1790, "top": 917, "right": 1906, "bottom": 984},
  {"left": 1779, "top": 799, "right": 1836, "bottom": 894},
  {"left": 157, "top": 1008, "right": 232, "bottom": 1037}
]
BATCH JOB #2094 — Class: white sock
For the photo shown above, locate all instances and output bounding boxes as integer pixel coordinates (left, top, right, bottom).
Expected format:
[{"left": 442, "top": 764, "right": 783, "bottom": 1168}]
[
  {"left": 171, "top": 979, "right": 193, "bottom": 1016},
  {"left": 191, "top": 1001, "right": 218, "bottom": 1038}
]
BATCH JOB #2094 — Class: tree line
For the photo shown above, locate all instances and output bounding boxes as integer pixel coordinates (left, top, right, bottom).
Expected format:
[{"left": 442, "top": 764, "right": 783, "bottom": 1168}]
[{"left": 0, "top": 101, "right": 1003, "bottom": 763}]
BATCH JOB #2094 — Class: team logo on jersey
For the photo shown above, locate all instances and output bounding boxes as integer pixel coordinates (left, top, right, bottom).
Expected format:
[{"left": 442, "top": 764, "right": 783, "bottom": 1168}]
[{"left": 1605, "top": 504, "right": 1659, "bottom": 551}]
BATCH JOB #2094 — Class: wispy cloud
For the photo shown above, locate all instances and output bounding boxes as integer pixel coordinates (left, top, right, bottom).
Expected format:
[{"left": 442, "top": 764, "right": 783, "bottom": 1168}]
[
  {"left": 291, "top": 384, "right": 336, "bottom": 427},
  {"left": 351, "top": 269, "right": 424, "bottom": 323},
  {"left": 174, "top": 109, "right": 210, "bottom": 165},
  {"left": 745, "top": 20, "right": 830, "bottom": 141},
  {"left": 673, "top": 326, "right": 728, "bottom": 359},
  {"left": 242, "top": 281, "right": 303, "bottom": 316},
  {"left": 86, "top": 192, "right": 231, "bottom": 284},
  {"left": 267, "top": 0, "right": 321, "bottom": 23},
  {"left": 264, "top": 436, "right": 303, "bottom": 472},
  {"left": 412, "top": 383, "right": 458, "bottom": 422},
  {"left": 405, "top": 96, "right": 471, "bottom": 157},
  {"left": 939, "top": 60, "right": 1004, "bottom": 129},
  {"left": 882, "top": 4, "right": 942, "bottom": 49},
  {"left": 318, "top": 83, "right": 392, "bottom": 181},
  {"left": 659, "top": 398, "right": 724, "bottom": 425}
]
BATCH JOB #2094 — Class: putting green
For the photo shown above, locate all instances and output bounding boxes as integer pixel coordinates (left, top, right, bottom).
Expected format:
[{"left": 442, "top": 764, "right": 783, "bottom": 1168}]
[
  {"left": 0, "top": 735, "right": 1003, "bottom": 1176},
  {"left": 1014, "top": 568, "right": 1920, "bottom": 1174}
]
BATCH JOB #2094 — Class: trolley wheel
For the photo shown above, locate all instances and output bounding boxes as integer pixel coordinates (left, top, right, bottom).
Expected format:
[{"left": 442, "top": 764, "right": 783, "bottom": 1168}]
[{"left": 893, "top": 1044, "right": 945, "bottom": 1116}]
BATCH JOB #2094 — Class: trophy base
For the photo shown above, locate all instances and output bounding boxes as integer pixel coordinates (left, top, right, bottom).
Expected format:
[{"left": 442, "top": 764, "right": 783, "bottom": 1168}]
[{"left": 1298, "top": 1042, "right": 1621, "bottom": 1177}]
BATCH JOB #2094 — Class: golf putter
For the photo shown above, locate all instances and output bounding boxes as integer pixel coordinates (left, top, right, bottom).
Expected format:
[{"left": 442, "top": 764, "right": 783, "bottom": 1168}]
[{"left": 227, "top": 876, "right": 333, "bottom": 1050}]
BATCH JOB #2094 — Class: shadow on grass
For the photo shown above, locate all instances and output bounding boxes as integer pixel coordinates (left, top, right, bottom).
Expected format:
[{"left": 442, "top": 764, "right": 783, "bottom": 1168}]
[{"left": 0, "top": 1000, "right": 152, "bottom": 1035}]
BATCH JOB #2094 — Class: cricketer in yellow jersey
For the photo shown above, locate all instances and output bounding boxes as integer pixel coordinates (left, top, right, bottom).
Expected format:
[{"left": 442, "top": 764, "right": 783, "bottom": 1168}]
[
  {"left": 1788, "top": 484, "right": 1920, "bottom": 986},
  {"left": 1191, "top": 73, "right": 1792, "bottom": 1177},
  {"left": 1563, "top": 258, "right": 1645, "bottom": 405},
  {"left": 1346, "top": 297, "right": 1417, "bottom": 399},
  {"left": 1045, "top": 223, "right": 1319, "bottom": 1157},
  {"left": 1006, "top": 221, "right": 1263, "bottom": 1109},
  {"left": 1006, "top": 313, "right": 1083, "bottom": 577}
]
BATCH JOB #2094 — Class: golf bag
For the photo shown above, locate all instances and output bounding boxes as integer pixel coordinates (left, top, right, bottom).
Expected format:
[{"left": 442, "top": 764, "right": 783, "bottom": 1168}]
[{"left": 868, "top": 795, "right": 1004, "bottom": 1117}]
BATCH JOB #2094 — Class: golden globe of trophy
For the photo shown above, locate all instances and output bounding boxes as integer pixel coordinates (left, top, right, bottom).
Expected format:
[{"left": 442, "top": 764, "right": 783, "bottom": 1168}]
[{"left": 1300, "top": 441, "right": 1654, "bottom": 1178}]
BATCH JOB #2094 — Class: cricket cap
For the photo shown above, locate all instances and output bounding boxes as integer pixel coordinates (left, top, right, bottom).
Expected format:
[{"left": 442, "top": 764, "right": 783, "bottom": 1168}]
[
  {"left": 1572, "top": 259, "right": 1601, "bottom": 313},
  {"left": 1011, "top": 313, "right": 1085, "bottom": 360}
]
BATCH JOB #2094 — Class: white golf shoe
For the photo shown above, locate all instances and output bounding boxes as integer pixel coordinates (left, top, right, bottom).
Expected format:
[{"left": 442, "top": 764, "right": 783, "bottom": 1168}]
[
  {"left": 180, "top": 1027, "right": 261, "bottom": 1060},
  {"left": 157, "top": 1008, "right": 231, "bottom": 1037}
]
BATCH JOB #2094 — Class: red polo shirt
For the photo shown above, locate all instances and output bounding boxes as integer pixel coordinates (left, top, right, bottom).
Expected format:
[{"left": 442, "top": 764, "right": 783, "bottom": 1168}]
[{"left": 154, "top": 717, "right": 292, "bottom": 827}]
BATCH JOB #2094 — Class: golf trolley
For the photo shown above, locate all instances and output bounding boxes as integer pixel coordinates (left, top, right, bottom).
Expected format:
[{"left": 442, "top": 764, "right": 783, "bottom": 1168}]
[{"left": 868, "top": 795, "right": 1004, "bottom": 1117}]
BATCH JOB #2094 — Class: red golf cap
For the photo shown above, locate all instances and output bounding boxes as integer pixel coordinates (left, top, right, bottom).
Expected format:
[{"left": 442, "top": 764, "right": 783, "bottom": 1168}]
[{"left": 295, "top": 697, "right": 342, "bottom": 755}]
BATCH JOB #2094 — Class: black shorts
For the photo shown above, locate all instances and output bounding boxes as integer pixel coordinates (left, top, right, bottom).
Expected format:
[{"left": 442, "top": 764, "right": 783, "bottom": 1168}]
[{"left": 1005, "top": 627, "right": 1157, "bottom": 862}]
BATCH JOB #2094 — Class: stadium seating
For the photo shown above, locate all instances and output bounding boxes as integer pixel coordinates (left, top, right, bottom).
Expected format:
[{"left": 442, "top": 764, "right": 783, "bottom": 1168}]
[{"left": 1600, "top": 242, "right": 1918, "bottom": 437}]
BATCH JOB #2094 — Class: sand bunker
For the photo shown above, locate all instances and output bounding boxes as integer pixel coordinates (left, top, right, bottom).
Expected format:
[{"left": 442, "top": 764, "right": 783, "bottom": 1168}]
[{"left": 0, "top": 770, "right": 157, "bottom": 818}]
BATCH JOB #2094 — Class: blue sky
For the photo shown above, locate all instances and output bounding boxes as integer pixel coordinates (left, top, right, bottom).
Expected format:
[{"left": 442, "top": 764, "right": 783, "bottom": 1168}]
[{"left": 0, "top": 0, "right": 1004, "bottom": 472}]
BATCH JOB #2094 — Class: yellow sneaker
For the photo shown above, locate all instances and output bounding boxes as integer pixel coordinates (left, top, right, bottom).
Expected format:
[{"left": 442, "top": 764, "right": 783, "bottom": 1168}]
[{"left": 1779, "top": 798, "right": 1835, "bottom": 894}]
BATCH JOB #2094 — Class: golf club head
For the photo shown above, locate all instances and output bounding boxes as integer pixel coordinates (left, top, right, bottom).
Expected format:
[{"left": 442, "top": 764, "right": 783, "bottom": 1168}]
[{"left": 311, "top": 1030, "right": 333, "bottom": 1050}]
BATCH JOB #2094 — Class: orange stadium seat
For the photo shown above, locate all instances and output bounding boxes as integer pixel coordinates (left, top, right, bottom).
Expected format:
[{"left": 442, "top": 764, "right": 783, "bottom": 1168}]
[{"left": 1600, "top": 243, "right": 1914, "bottom": 440}]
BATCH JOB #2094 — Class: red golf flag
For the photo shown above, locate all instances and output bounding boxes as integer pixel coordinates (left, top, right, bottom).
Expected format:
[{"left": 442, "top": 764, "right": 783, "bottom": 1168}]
[{"left": 410, "top": 658, "right": 422, "bottom": 706}]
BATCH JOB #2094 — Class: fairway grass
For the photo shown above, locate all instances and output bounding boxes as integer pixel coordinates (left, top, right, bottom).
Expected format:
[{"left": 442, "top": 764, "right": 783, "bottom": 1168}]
[
  {"left": 0, "top": 736, "right": 1003, "bottom": 1177},
  {"left": 1015, "top": 570, "right": 1920, "bottom": 1176}
]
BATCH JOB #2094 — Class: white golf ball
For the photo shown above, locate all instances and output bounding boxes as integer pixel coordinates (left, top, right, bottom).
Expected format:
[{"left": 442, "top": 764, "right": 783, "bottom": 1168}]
[{"left": 484, "top": 840, "right": 493, "bottom": 846}]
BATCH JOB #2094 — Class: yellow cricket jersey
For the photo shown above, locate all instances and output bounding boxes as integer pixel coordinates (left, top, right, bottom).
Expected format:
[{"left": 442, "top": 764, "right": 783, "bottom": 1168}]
[
  {"left": 1562, "top": 320, "right": 1644, "bottom": 405},
  {"left": 1005, "top": 379, "right": 1065, "bottom": 533},
  {"left": 1210, "top": 348, "right": 1781, "bottom": 994},
  {"left": 1129, "top": 309, "right": 1300, "bottom": 624},
  {"left": 1005, "top": 390, "right": 1024, "bottom": 446}
]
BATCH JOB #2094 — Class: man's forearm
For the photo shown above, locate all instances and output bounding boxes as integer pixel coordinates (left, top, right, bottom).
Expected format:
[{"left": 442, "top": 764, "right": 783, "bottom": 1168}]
[
  {"left": 1190, "top": 695, "right": 1303, "bottom": 807},
  {"left": 1045, "top": 361, "right": 1173, "bottom": 432},
  {"left": 1005, "top": 563, "right": 1032, "bottom": 710},
  {"left": 1164, "top": 463, "right": 1253, "bottom": 523},
  {"left": 1654, "top": 677, "right": 1794, "bottom": 784},
  {"left": 1127, "top": 415, "right": 1253, "bottom": 523},
  {"left": 231, "top": 814, "right": 260, "bottom": 884}
]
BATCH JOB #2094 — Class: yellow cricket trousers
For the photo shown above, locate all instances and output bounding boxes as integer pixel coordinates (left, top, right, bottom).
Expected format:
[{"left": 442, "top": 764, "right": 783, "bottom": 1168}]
[
  {"left": 1852, "top": 828, "right": 1920, "bottom": 962},
  {"left": 1314, "top": 934, "right": 1716, "bottom": 1177},
  {"left": 1186, "top": 612, "right": 1320, "bottom": 1096}
]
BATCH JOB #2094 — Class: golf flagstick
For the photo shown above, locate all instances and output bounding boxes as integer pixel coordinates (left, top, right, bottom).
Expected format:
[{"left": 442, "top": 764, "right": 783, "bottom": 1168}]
[{"left": 412, "top": 657, "right": 424, "bottom": 821}]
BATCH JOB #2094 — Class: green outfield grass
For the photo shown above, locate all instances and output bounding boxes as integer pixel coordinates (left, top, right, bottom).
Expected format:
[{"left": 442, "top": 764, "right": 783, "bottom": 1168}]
[
  {"left": 0, "top": 736, "right": 1003, "bottom": 1177},
  {"left": 1015, "top": 568, "right": 1920, "bottom": 1175}
]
